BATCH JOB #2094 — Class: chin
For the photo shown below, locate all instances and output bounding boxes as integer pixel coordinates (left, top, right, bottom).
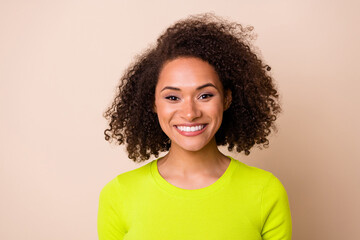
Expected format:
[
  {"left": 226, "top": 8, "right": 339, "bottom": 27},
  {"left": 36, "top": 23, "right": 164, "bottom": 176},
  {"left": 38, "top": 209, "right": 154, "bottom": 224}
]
[
  {"left": 173, "top": 140, "right": 212, "bottom": 153},
  {"left": 181, "top": 146, "right": 205, "bottom": 152}
]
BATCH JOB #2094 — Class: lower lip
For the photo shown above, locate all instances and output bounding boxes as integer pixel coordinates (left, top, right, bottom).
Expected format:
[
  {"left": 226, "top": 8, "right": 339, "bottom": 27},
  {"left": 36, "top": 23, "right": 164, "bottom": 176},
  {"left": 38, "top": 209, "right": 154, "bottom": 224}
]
[{"left": 174, "top": 125, "right": 207, "bottom": 136}]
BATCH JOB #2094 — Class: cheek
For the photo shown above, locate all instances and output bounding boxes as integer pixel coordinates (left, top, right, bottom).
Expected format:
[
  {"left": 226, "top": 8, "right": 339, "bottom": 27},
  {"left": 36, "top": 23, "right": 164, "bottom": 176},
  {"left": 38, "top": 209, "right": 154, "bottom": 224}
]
[
  {"left": 205, "top": 101, "right": 224, "bottom": 117},
  {"left": 155, "top": 102, "right": 174, "bottom": 126},
  {"left": 208, "top": 104, "right": 225, "bottom": 128}
]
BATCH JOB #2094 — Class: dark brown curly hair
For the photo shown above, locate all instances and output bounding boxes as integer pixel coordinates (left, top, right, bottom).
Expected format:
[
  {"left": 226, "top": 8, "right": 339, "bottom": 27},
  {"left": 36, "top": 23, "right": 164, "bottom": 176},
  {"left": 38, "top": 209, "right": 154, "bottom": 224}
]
[{"left": 104, "top": 13, "right": 281, "bottom": 162}]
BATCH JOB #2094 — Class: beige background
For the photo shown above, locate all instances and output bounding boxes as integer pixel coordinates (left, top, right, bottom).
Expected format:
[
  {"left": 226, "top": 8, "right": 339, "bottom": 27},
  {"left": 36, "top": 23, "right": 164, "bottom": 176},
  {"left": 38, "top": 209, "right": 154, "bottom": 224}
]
[{"left": 1, "top": 0, "right": 359, "bottom": 239}]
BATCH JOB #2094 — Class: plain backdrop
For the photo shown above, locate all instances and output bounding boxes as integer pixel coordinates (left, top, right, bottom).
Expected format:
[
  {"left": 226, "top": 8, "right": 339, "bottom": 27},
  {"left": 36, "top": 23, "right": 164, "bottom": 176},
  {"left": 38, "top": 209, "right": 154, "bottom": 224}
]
[{"left": 1, "top": 0, "right": 359, "bottom": 239}]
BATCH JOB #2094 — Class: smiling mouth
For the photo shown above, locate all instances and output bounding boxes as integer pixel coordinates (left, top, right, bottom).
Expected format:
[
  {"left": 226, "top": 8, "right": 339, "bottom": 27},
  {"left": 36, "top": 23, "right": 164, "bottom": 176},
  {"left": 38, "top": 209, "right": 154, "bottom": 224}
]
[{"left": 175, "top": 124, "right": 206, "bottom": 132}]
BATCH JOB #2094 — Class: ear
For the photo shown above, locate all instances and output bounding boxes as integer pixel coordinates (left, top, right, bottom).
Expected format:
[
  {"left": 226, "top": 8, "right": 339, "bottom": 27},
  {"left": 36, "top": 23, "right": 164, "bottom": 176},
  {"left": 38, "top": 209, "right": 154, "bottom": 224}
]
[
  {"left": 223, "top": 89, "right": 232, "bottom": 111},
  {"left": 152, "top": 99, "right": 158, "bottom": 113}
]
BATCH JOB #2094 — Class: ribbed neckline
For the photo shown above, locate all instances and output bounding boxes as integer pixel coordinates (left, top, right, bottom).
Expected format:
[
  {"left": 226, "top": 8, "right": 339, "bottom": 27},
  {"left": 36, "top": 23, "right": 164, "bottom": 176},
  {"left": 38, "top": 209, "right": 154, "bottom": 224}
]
[{"left": 150, "top": 156, "right": 238, "bottom": 198}]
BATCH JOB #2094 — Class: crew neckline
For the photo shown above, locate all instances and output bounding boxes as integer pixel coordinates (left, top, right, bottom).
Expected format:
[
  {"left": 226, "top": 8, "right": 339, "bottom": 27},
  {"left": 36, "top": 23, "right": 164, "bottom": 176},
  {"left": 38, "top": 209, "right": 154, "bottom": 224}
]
[{"left": 150, "top": 156, "right": 238, "bottom": 198}]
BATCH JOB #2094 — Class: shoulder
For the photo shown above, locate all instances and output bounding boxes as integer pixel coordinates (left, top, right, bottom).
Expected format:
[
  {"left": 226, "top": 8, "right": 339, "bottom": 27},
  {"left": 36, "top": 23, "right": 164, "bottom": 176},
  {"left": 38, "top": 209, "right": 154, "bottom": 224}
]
[
  {"left": 99, "top": 161, "right": 153, "bottom": 199},
  {"left": 230, "top": 158, "right": 291, "bottom": 224},
  {"left": 230, "top": 157, "right": 288, "bottom": 198},
  {"left": 231, "top": 158, "right": 276, "bottom": 185}
]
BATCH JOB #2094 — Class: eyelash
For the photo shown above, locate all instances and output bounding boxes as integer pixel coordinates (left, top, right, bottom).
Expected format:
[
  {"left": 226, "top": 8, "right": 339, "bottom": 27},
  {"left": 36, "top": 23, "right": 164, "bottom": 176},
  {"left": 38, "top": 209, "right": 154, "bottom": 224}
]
[
  {"left": 164, "top": 93, "right": 214, "bottom": 101},
  {"left": 199, "top": 93, "right": 214, "bottom": 99},
  {"left": 165, "top": 96, "right": 179, "bottom": 101}
]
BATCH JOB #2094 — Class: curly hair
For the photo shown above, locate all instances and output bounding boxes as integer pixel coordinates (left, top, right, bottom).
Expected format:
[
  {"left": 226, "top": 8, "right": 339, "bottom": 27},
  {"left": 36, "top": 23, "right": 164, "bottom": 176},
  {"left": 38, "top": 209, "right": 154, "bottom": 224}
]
[{"left": 104, "top": 13, "right": 281, "bottom": 162}]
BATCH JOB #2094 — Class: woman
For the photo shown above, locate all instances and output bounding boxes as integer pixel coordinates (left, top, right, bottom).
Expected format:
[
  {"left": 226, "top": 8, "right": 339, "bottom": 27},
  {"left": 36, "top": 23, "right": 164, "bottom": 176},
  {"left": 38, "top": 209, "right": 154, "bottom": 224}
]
[{"left": 98, "top": 13, "right": 292, "bottom": 240}]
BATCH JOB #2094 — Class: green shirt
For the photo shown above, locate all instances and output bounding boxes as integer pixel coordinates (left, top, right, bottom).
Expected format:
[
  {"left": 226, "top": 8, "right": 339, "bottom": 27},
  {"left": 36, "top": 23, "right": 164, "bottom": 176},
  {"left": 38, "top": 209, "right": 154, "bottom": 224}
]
[{"left": 98, "top": 156, "right": 292, "bottom": 239}]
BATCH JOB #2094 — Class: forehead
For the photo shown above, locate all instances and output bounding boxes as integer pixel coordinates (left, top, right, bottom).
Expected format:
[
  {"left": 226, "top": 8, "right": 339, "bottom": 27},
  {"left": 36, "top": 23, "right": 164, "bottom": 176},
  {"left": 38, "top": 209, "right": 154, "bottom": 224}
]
[{"left": 157, "top": 57, "right": 222, "bottom": 89}]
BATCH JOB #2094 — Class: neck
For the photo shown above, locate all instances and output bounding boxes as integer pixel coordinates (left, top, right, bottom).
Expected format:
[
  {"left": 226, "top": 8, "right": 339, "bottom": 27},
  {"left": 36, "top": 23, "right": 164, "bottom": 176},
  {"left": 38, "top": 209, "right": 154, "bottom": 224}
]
[{"left": 158, "top": 138, "right": 230, "bottom": 177}]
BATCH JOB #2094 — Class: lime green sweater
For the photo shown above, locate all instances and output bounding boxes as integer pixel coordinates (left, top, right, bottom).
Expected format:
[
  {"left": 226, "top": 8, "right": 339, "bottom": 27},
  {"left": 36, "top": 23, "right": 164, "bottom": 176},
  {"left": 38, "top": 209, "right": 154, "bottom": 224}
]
[{"left": 98, "top": 157, "right": 292, "bottom": 240}]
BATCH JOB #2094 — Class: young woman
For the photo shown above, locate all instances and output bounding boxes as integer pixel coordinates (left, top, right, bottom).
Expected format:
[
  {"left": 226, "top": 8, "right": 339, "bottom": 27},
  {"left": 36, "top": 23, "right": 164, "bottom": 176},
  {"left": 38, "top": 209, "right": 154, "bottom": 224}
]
[{"left": 98, "top": 13, "right": 292, "bottom": 240}]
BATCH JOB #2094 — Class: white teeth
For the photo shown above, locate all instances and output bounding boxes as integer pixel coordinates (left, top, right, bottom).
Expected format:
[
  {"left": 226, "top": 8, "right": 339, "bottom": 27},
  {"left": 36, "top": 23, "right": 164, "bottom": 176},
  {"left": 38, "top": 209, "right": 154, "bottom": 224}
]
[{"left": 176, "top": 125, "right": 205, "bottom": 132}]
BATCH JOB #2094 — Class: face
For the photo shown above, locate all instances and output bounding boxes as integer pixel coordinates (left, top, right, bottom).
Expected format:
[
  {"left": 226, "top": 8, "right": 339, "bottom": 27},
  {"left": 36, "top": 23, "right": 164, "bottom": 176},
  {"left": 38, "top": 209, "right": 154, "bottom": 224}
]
[{"left": 154, "top": 57, "right": 231, "bottom": 152}]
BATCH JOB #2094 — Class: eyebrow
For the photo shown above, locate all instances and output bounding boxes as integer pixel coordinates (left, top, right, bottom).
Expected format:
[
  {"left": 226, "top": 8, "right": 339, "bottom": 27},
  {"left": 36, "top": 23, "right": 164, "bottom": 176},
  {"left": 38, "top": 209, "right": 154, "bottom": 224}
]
[{"left": 160, "top": 83, "right": 218, "bottom": 92}]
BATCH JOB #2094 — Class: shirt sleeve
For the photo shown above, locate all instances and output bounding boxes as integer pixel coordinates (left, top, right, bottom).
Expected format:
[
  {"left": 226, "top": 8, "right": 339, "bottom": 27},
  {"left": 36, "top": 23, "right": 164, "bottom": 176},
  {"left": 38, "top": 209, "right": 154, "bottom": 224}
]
[
  {"left": 261, "top": 174, "right": 292, "bottom": 240},
  {"left": 97, "top": 179, "right": 127, "bottom": 240}
]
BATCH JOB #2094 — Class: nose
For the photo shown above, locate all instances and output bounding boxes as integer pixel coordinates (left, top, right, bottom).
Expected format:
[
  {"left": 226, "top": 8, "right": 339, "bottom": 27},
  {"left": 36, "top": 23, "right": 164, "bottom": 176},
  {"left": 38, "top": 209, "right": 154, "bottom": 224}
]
[{"left": 181, "top": 98, "right": 201, "bottom": 121}]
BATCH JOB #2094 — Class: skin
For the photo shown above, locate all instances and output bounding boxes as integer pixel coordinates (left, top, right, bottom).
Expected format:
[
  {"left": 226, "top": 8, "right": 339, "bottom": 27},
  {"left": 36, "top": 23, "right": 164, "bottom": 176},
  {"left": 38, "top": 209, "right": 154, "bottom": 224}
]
[{"left": 154, "top": 57, "right": 232, "bottom": 190}]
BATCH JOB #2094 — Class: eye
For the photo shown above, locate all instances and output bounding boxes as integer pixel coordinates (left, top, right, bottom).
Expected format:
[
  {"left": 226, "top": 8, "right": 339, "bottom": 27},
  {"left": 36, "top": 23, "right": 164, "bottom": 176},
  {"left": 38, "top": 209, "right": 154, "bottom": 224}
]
[
  {"left": 165, "top": 95, "right": 179, "bottom": 101},
  {"left": 199, "top": 93, "right": 214, "bottom": 100}
]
